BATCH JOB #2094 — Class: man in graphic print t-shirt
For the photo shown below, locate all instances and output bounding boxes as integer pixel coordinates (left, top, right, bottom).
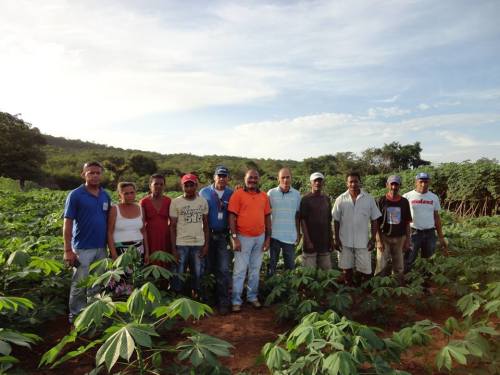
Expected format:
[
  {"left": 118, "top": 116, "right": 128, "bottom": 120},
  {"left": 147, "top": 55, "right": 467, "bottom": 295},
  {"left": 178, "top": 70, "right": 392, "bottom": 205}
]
[
  {"left": 170, "top": 174, "right": 209, "bottom": 298},
  {"left": 403, "top": 172, "right": 448, "bottom": 275}
]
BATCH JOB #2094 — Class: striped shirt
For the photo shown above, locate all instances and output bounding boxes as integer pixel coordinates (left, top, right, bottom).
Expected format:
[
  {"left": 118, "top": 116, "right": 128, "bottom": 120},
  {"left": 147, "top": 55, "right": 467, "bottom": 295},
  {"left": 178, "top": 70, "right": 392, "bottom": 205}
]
[{"left": 267, "top": 186, "right": 301, "bottom": 244}]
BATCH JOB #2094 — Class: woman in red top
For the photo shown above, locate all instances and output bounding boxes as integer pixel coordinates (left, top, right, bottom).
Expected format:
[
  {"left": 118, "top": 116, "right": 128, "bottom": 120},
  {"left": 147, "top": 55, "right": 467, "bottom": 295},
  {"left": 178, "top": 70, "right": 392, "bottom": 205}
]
[{"left": 140, "top": 174, "right": 172, "bottom": 264}]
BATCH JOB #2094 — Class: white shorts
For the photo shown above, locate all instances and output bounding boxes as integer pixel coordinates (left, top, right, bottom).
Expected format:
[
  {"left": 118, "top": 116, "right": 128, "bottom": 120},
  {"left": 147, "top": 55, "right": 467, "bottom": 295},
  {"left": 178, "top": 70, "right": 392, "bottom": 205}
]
[{"left": 337, "top": 247, "right": 371, "bottom": 275}]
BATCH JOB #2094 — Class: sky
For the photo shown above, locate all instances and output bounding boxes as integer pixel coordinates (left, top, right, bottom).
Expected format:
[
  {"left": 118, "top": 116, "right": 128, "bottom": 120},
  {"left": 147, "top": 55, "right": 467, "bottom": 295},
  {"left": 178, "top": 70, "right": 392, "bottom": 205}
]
[{"left": 1, "top": 0, "right": 499, "bottom": 163}]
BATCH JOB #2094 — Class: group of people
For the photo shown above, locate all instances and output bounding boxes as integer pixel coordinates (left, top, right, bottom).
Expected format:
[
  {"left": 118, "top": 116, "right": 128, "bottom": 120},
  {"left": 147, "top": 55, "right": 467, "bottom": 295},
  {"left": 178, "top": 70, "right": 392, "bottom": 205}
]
[{"left": 63, "top": 161, "right": 448, "bottom": 322}]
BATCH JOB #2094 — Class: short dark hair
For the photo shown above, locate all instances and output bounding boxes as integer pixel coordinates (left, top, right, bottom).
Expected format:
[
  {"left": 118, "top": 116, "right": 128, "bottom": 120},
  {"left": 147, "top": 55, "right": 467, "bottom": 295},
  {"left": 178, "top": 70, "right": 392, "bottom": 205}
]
[
  {"left": 117, "top": 181, "right": 136, "bottom": 192},
  {"left": 149, "top": 174, "right": 165, "bottom": 183},
  {"left": 83, "top": 161, "right": 104, "bottom": 171},
  {"left": 346, "top": 171, "right": 361, "bottom": 181}
]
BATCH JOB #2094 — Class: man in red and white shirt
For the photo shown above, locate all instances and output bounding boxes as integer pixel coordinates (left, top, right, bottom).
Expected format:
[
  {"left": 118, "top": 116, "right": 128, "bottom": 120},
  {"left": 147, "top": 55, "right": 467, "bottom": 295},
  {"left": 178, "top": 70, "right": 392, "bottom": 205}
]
[{"left": 403, "top": 172, "right": 448, "bottom": 273}]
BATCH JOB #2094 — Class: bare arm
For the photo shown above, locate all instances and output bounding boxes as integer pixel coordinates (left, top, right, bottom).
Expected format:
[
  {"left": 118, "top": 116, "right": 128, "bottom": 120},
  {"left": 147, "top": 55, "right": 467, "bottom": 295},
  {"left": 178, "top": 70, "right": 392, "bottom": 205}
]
[
  {"left": 334, "top": 220, "right": 342, "bottom": 251},
  {"left": 369, "top": 220, "right": 378, "bottom": 251},
  {"left": 63, "top": 218, "right": 77, "bottom": 265},
  {"left": 201, "top": 214, "right": 209, "bottom": 257},
  {"left": 434, "top": 211, "right": 449, "bottom": 255},
  {"left": 229, "top": 212, "right": 241, "bottom": 251},
  {"left": 295, "top": 212, "right": 302, "bottom": 245},
  {"left": 170, "top": 217, "right": 178, "bottom": 257},
  {"left": 301, "top": 219, "right": 314, "bottom": 252},
  {"left": 263, "top": 214, "right": 271, "bottom": 251},
  {"left": 107, "top": 206, "right": 118, "bottom": 259},
  {"left": 141, "top": 212, "right": 149, "bottom": 263}
]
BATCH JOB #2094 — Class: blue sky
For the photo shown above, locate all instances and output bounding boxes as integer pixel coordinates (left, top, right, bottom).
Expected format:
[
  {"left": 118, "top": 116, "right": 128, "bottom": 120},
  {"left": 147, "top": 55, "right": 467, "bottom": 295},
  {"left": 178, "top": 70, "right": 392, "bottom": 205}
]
[{"left": 1, "top": 0, "right": 499, "bottom": 162}]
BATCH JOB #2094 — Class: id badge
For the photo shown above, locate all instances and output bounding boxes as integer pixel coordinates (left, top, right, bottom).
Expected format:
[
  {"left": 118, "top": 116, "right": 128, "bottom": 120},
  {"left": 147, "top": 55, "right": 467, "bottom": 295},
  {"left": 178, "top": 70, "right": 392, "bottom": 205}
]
[{"left": 217, "top": 212, "right": 223, "bottom": 220}]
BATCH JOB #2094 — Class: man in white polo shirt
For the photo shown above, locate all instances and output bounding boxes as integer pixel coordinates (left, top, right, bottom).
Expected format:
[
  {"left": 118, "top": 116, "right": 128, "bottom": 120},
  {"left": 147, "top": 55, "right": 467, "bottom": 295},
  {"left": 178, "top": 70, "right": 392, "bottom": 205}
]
[
  {"left": 403, "top": 172, "right": 448, "bottom": 273},
  {"left": 333, "top": 172, "right": 381, "bottom": 286}
]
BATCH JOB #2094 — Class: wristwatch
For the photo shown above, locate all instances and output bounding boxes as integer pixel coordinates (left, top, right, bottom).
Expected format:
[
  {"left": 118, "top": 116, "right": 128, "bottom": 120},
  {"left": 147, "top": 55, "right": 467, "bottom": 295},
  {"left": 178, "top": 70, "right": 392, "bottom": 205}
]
[{"left": 231, "top": 233, "right": 237, "bottom": 239}]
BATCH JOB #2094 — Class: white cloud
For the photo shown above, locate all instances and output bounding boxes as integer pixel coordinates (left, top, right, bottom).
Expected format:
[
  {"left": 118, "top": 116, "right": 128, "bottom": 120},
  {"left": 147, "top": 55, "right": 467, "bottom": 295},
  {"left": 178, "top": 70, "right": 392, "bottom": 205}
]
[
  {"left": 375, "top": 95, "right": 400, "bottom": 103},
  {"left": 367, "top": 107, "right": 411, "bottom": 118},
  {"left": 418, "top": 103, "right": 431, "bottom": 111}
]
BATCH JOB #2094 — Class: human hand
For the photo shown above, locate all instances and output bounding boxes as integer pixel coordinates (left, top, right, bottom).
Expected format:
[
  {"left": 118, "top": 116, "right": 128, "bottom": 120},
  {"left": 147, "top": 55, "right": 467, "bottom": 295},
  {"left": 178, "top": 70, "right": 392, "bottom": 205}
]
[
  {"left": 232, "top": 238, "right": 241, "bottom": 252},
  {"left": 262, "top": 237, "right": 270, "bottom": 252}
]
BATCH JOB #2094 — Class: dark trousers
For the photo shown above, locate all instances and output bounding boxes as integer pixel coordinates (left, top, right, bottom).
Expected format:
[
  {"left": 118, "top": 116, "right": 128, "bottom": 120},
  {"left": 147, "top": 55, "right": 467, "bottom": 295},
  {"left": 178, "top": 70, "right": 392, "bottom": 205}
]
[
  {"left": 206, "top": 232, "right": 232, "bottom": 307},
  {"left": 404, "top": 229, "right": 437, "bottom": 273},
  {"left": 267, "top": 238, "right": 296, "bottom": 277}
]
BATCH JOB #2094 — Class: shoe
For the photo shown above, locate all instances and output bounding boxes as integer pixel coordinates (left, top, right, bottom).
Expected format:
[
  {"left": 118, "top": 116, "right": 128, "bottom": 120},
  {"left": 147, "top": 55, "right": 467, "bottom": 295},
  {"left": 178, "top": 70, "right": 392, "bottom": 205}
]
[
  {"left": 249, "top": 300, "right": 261, "bottom": 309},
  {"left": 219, "top": 305, "right": 230, "bottom": 315},
  {"left": 232, "top": 304, "right": 241, "bottom": 313}
]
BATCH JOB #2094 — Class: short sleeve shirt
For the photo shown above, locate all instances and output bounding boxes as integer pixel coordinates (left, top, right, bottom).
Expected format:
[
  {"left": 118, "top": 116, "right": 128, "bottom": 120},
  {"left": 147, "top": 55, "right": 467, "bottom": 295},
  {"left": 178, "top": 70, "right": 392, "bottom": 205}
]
[
  {"left": 377, "top": 195, "right": 412, "bottom": 237},
  {"left": 299, "top": 193, "right": 332, "bottom": 253},
  {"left": 64, "top": 185, "right": 111, "bottom": 250},
  {"left": 267, "top": 186, "right": 301, "bottom": 244},
  {"left": 199, "top": 184, "right": 233, "bottom": 231},
  {"left": 332, "top": 190, "right": 381, "bottom": 249},
  {"left": 170, "top": 195, "right": 209, "bottom": 246},
  {"left": 403, "top": 190, "right": 441, "bottom": 230},
  {"left": 228, "top": 188, "right": 271, "bottom": 237}
]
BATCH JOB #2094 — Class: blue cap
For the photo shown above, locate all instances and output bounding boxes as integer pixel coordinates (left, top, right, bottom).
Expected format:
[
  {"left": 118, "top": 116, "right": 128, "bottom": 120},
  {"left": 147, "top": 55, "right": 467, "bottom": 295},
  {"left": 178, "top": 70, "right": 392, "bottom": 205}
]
[
  {"left": 214, "top": 165, "right": 229, "bottom": 176},
  {"left": 387, "top": 175, "right": 402, "bottom": 185},
  {"left": 415, "top": 172, "right": 430, "bottom": 180}
]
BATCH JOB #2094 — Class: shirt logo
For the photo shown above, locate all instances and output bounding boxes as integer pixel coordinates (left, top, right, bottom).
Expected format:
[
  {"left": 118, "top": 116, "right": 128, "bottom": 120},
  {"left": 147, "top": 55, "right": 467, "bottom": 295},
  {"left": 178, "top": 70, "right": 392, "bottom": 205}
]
[
  {"left": 103, "top": 202, "right": 109, "bottom": 211},
  {"left": 410, "top": 199, "right": 433, "bottom": 205}
]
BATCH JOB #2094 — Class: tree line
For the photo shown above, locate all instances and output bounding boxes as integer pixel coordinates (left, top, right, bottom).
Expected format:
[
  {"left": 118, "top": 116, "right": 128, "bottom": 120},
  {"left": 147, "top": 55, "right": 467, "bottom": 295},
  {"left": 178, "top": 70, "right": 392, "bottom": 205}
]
[{"left": 1, "top": 111, "right": 498, "bottom": 215}]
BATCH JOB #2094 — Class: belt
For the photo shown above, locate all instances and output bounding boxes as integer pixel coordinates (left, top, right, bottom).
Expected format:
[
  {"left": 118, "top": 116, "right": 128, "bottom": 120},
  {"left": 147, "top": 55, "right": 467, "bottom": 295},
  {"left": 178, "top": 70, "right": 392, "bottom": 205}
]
[{"left": 412, "top": 228, "right": 435, "bottom": 232}]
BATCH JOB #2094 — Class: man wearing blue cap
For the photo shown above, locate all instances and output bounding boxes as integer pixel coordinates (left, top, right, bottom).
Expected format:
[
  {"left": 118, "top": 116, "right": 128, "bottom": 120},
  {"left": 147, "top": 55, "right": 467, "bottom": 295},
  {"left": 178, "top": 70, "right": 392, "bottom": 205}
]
[
  {"left": 375, "top": 175, "right": 412, "bottom": 285},
  {"left": 403, "top": 172, "right": 448, "bottom": 274},
  {"left": 199, "top": 166, "right": 233, "bottom": 314}
]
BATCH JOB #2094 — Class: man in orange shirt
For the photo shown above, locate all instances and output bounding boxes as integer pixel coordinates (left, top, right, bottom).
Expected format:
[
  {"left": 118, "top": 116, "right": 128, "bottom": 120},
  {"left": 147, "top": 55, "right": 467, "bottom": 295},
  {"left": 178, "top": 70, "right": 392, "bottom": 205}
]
[{"left": 228, "top": 169, "right": 271, "bottom": 312}]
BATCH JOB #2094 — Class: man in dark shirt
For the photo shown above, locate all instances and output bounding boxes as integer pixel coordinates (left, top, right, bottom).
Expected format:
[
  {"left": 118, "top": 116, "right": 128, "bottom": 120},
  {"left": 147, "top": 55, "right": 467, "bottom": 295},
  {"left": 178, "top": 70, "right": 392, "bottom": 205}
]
[
  {"left": 375, "top": 175, "right": 412, "bottom": 285},
  {"left": 299, "top": 172, "right": 333, "bottom": 270}
]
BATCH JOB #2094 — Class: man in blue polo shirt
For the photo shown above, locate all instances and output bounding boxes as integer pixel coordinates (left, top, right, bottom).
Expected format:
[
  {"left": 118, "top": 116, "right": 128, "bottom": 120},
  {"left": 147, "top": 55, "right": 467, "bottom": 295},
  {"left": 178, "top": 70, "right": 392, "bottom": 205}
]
[
  {"left": 63, "top": 161, "right": 111, "bottom": 323},
  {"left": 267, "top": 168, "right": 301, "bottom": 276},
  {"left": 199, "top": 165, "right": 233, "bottom": 315}
]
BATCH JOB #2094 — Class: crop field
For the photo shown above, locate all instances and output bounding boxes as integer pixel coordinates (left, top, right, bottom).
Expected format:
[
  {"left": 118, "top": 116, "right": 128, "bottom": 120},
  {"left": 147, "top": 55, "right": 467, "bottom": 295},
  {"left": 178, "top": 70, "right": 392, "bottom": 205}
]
[{"left": 0, "top": 187, "right": 499, "bottom": 374}]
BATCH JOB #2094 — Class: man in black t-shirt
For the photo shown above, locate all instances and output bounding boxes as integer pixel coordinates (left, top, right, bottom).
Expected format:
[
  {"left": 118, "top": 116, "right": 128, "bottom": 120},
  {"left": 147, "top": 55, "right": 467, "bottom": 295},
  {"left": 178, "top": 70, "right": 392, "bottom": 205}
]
[{"left": 375, "top": 175, "right": 412, "bottom": 285}]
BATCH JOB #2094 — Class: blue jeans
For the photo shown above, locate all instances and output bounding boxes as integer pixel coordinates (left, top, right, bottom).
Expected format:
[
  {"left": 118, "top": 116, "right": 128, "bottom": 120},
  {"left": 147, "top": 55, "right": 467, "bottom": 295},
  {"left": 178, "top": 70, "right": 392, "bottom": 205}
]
[
  {"left": 232, "top": 233, "right": 265, "bottom": 305},
  {"left": 206, "top": 233, "right": 232, "bottom": 307},
  {"left": 172, "top": 246, "right": 204, "bottom": 297},
  {"left": 404, "top": 229, "right": 437, "bottom": 273},
  {"left": 69, "top": 248, "right": 107, "bottom": 321},
  {"left": 267, "top": 238, "right": 295, "bottom": 276}
]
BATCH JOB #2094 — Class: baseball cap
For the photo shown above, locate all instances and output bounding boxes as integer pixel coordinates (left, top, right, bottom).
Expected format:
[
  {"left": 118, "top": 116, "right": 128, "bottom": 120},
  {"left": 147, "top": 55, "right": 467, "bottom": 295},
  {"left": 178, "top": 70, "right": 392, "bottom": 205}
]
[
  {"left": 415, "top": 172, "right": 430, "bottom": 180},
  {"left": 214, "top": 165, "right": 229, "bottom": 176},
  {"left": 310, "top": 172, "right": 325, "bottom": 181},
  {"left": 387, "top": 175, "right": 402, "bottom": 185},
  {"left": 181, "top": 173, "right": 198, "bottom": 184}
]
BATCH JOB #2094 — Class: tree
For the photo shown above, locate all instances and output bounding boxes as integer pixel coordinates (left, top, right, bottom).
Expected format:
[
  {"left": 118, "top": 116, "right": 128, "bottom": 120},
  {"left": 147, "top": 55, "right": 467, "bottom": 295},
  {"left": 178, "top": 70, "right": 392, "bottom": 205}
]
[
  {"left": 103, "top": 157, "right": 129, "bottom": 188},
  {"left": 128, "top": 154, "right": 158, "bottom": 176},
  {"left": 0, "top": 112, "right": 46, "bottom": 189},
  {"left": 362, "top": 142, "right": 430, "bottom": 173}
]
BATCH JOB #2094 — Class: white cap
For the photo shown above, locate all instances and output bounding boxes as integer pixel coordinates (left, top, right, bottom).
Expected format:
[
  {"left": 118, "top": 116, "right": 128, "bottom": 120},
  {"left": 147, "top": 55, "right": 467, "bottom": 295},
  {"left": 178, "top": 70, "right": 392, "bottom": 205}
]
[{"left": 310, "top": 172, "right": 325, "bottom": 181}]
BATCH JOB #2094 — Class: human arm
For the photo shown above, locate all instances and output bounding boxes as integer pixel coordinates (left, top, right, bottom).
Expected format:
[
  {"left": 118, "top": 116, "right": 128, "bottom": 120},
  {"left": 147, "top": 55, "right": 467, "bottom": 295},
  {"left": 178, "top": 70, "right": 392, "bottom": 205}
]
[
  {"left": 228, "top": 212, "right": 241, "bottom": 251},
  {"left": 63, "top": 218, "right": 77, "bottom": 266},
  {"left": 301, "top": 219, "right": 314, "bottom": 252},
  {"left": 107, "top": 206, "right": 118, "bottom": 260},
  {"left": 263, "top": 214, "right": 271, "bottom": 252},
  {"left": 434, "top": 211, "right": 448, "bottom": 255},
  {"left": 368, "top": 220, "right": 378, "bottom": 251},
  {"left": 201, "top": 214, "right": 209, "bottom": 257},
  {"left": 141, "top": 210, "right": 149, "bottom": 264},
  {"left": 295, "top": 211, "right": 302, "bottom": 246},
  {"left": 333, "top": 220, "right": 342, "bottom": 251},
  {"left": 170, "top": 217, "right": 178, "bottom": 260}
]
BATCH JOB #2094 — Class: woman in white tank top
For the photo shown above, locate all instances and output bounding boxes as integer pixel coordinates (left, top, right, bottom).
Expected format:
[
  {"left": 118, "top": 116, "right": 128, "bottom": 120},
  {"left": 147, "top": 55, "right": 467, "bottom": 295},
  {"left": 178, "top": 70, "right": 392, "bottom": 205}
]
[{"left": 107, "top": 182, "right": 149, "bottom": 295}]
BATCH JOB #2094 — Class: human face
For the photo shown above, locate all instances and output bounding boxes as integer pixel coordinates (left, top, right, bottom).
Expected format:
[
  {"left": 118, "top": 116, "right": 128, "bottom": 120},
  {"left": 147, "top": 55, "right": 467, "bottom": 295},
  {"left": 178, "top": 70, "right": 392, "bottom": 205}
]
[
  {"left": 214, "top": 174, "right": 228, "bottom": 190},
  {"left": 347, "top": 176, "right": 361, "bottom": 194},
  {"left": 183, "top": 181, "right": 197, "bottom": 198},
  {"left": 415, "top": 179, "right": 429, "bottom": 194},
  {"left": 244, "top": 170, "right": 259, "bottom": 191},
  {"left": 278, "top": 169, "right": 291, "bottom": 192},
  {"left": 311, "top": 178, "right": 323, "bottom": 193},
  {"left": 82, "top": 166, "right": 102, "bottom": 187},
  {"left": 387, "top": 182, "right": 400, "bottom": 196},
  {"left": 119, "top": 186, "right": 136, "bottom": 204},
  {"left": 150, "top": 178, "right": 165, "bottom": 197}
]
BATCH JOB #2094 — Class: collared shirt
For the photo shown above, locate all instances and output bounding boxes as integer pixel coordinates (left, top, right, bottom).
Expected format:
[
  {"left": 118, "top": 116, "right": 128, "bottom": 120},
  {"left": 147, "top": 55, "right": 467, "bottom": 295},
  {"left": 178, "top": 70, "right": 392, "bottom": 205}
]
[
  {"left": 228, "top": 188, "right": 271, "bottom": 237},
  {"left": 403, "top": 190, "right": 441, "bottom": 230},
  {"left": 64, "top": 185, "right": 111, "bottom": 250},
  {"left": 332, "top": 189, "right": 381, "bottom": 249},
  {"left": 199, "top": 184, "right": 233, "bottom": 231},
  {"left": 267, "top": 186, "right": 301, "bottom": 244}
]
